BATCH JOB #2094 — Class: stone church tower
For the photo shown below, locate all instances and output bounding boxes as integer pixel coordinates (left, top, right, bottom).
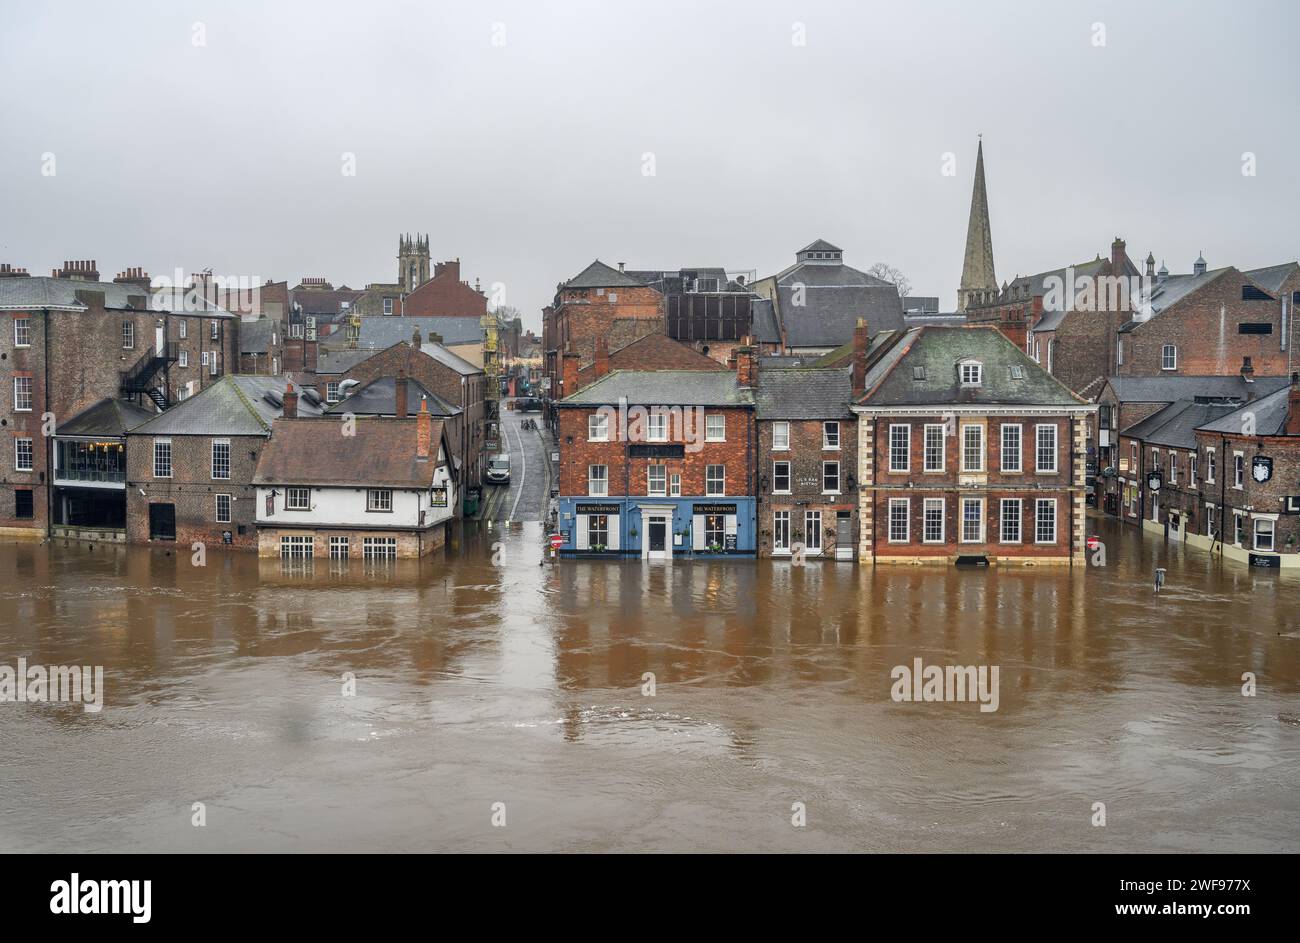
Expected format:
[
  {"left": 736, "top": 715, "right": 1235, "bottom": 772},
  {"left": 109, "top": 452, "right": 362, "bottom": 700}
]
[
  {"left": 398, "top": 233, "right": 431, "bottom": 292},
  {"left": 957, "top": 139, "right": 997, "bottom": 312}
]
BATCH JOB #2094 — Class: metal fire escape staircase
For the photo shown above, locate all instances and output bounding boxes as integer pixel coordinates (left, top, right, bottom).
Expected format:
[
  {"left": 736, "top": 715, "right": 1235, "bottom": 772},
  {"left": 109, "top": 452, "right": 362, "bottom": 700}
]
[{"left": 120, "top": 342, "right": 178, "bottom": 411}]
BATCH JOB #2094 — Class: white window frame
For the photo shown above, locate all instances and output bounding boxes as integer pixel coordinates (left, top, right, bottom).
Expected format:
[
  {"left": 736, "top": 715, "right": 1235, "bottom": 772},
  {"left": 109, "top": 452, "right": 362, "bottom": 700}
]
[
  {"left": 887, "top": 498, "right": 910, "bottom": 543},
  {"left": 1254, "top": 517, "right": 1275, "bottom": 552},
  {"left": 1190, "top": 452, "right": 1198, "bottom": 488},
  {"left": 330, "top": 536, "right": 350, "bottom": 560},
  {"left": 822, "top": 421, "right": 840, "bottom": 450},
  {"left": 1001, "top": 423, "right": 1022, "bottom": 473},
  {"left": 1000, "top": 498, "right": 1022, "bottom": 544},
  {"left": 773, "top": 510, "right": 791, "bottom": 553},
  {"left": 153, "top": 438, "right": 172, "bottom": 478},
  {"left": 122, "top": 321, "right": 135, "bottom": 350},
  {"left": 363, "top": 536, "right": 398, "bottom": 560},
  {"left": 178, "top": 320, "right": 187, "bottom": 339},
  {"left": 13, "top": 318, "right": 30, "bottom": 347},
  {"left": 1168, "top": 452, "right": 1177, "bottom": 485},
  {"left": 772, "top": 421, "right": 790, "bottom": 451},
  {"left": 326, "top": 381, "right": 341, "bottom": 403},
  {"left": 669, "top": 473, "right": 681, "bottom": 496},
  {"left": 588, "top": 413, "right": 609, "bottom": 441},
  {"left": 286, "top": 487, "right": 310, "bottom": 510},
  {"left": 367, "top": 488, "right": 393, "bottom": 512},
  {"left": 705, "top": 464, "right": 725, "bottom": 497},
  {"left": 1205, "top": 447, "right": 1216, "bottom": 483},
  {"left": 646, "top": 412, "right": 668, "bottom": 442},
  {"left": 211, "top": 439, "right": 231, "bottom": 480},
  {"left": 705, "top": 414, "right": 725, "bottom": 442},
  {"left": 888, "top": 424, "right": 911, "bottom": 473},
  {"left": 923, "top": 424, "right": 945, "bottom": 472},
  {"left": 772, "top": 460, "right": 791, "bottom": 494},
  {"left": 12, "top": 376, "right": 32, "bottom": 412},
  {"left": 179, "top": 350, "right": 188, "bottom": 368},
  {"left": 383, "top": 298, "right": 394, "bottom": 315},
  {"left": 15, "top": 437, "right": 34, "bottom": 472},
  {"left": 1233, "top": 452, "right": 1244, "bottom": 490},
  {"left": 805, "top": 510, "right": 823, "bottom": 553},
  {"left": 648, "top": 464, "right": 668, "bottom": 496},
  {"left": 1034, "top": 498, "right": 1056, "bottom": 544},
  {"left": 960, "top": 361, "right": 983, "bottom": 386},
  {"left": 1035, "top": 423, "right": 1057, "bottom": 474},
  {"left": 960, "top": 497, "right": 984, "bottom": 543},
  {"left": 215, "top": 493, "right": 232, "bottom": 524},
  {"left": 1161, "top": 344, "right": 1177, "bottom": 371},
  {"left": 822, "top": 460, "right": 840, "bottom": 495},
  {"left": 279, "top": 535, "right": 313, "bottom": 559},
  {"left": 962, "top": 424, "right": 985, "bottom": 472},
  {"left": 588, "top": 465, "right": 608, "bottom": 497},
  {"left": 922, "top": 497, "right": 944, "bottom": 544}
]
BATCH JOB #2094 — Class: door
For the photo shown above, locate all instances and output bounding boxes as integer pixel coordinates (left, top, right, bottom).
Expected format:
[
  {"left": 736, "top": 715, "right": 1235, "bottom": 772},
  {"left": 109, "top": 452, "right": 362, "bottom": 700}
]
[
  {"left": 149, "top": 503, "right": 176, "bottom": 541},
  {"left": 836, "top": 514, "right": 853, "bottom": 560},
  {"left": 155, "top": 321, "right": 165, "bottom": 355},
  {"left": 648, "top": 517, "right": 667, "bottom": 560}
]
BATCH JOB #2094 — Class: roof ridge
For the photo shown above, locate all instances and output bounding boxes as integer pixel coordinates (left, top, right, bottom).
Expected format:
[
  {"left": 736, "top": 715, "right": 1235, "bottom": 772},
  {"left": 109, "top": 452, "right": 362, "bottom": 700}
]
[{"left": 228, "top": 376, "right": 272, "bottom": 432}]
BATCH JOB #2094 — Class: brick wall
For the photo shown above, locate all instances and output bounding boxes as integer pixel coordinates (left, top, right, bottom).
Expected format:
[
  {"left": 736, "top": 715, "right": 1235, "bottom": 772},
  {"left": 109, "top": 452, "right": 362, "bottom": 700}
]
[{"left": 756, "top": 417, "right": 858, "bottom": 556}]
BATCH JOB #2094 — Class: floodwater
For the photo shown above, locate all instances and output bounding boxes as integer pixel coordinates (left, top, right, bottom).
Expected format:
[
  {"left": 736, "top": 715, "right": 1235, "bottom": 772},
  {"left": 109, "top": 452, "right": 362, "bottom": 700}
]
[{"left": 1, "top": 515, "right": 1298, "bottom": 853}]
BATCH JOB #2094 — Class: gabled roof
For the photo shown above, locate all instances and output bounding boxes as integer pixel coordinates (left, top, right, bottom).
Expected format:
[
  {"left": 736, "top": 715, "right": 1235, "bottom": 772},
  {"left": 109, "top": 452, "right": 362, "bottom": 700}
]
[
  {"left": 253, "top": 416, "right": 447, "bottom": 488},
  {"left": 582, "top": 332, "right": 725, "bottom": 379},
  {"left": 57, "top": 398, "right": 156, "bottom": 437},
  {"left": 1244, "top": 262, "right": 1298, "bottom": 295},
  {"left": 129, "top": 376, "right": 326, "bottom": 437},
  {"left": 558, "top": 369, "right": 752, "bottom": 407},
  {"left": 856, "top": 326, "right": 1087, "bottom": 408},
  {"left": 1196, "top": 385, "right": 1296, "bottom": 437},
  {"left": 418, "top": 341, "right": 482, "bottom": 376},
  {"left": 323, "top": 376, "right": 460, "bottom": 417},
  {"left": 1122, "top": 398, "right": 1245, "bottom": 450},
  {"left": 798, "top": 239, "right": 842, "bottom": 254},
  {"left": 1119, "top": 267, "right": 1241, "bottom": 332},
  {"left": 328, "top": 315, "right": 485, "bottom": 351},
  {"left": 755, "top": 367, "right": 853, "bottom": 420},
  {"left": 1103, "top": 375, "right": 1288, "bottom": 404},
  {"left": 563, "top": 260, "right": 646, "bottom": 290}
]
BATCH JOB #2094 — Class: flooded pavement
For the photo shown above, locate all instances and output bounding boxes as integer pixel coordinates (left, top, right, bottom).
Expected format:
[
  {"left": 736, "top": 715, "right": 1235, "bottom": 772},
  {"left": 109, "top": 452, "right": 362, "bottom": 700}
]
[{"left": 1, "top": 514, "right": 1298, "bottom": 853}]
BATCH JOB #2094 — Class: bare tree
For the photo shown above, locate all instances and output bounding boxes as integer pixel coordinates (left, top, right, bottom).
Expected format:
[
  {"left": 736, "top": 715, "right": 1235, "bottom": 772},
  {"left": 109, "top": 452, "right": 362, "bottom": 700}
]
[{"left": 867, "top": 263, "right": 911, "bottom": 299}]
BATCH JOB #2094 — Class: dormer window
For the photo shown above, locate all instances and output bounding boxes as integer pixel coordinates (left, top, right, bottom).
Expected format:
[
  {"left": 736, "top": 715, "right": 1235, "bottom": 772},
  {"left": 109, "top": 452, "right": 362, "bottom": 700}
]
[{"left": 960, "top": 361, "right": 983, "bottom": 386}]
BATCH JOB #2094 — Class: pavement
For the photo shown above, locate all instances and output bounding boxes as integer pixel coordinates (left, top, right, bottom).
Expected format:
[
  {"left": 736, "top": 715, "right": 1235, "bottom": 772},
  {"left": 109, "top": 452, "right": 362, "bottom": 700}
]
[{"left": 488, "top": 404, "right": 552, "bottom": 524}]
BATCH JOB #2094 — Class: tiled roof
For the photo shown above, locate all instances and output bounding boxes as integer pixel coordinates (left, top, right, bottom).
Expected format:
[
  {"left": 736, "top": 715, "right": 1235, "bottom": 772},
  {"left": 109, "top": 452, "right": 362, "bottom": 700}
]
[
  {"left": 329, "top": 316, "right": 484, "bottom": 351},
  {"left": 798, "top": 239, "right": 843, "bottom": 253},
  {"left": 0, "top": 277, "right": 232, "bottom": 316},
  {"left": 239, "top": 318, "right": 276, "bottom": 354},
  {"left": 1244, "top": 262, "right": 1298, "bottom": 295},
  {"left": 128, "top": 375, "right": 325, "bottom": 437},
  {"left": 559, "top": 369, "right": 752, "bottom": 407},
  {"left": 751, "top": 298, "right": 780, "bottom": 344},
  {"left": 857, "top": 326, "right": 1086, "bottom": 408},
  {"left": 1104, "top": 375, "right": 1288, "bottom": 403},
  {"left": 563, "top": 260, "right": 647, "bottom": 289},
  {"left": 253, "top": 416, "right": 446, "bottom": 488},
  {"left": 323, "top": 376, "right": 460, "bottom": 417},
  {"left": 769, "top": 260, "right": 905, "bottom": 348},
  {"left": 1119, "top": 268, "right": 1229, "bottom": 332},
  {"left": 57, "top": 398, "right": 156, "bottom": 436},
  {"left": 316, "top": 349, "right": 380, "bottom": 375},
  {"left": 1196, "top": 385, "right": 1296, "bottom": 437},
  {"left": 1122, "top": 399, "right": 1246, "bottom": 449},
  {"left": 417, "top": 341, "right": 482, "bottom": 376},
  {"left": 755, "top": 367, "right": 853, "bottom": 419}
]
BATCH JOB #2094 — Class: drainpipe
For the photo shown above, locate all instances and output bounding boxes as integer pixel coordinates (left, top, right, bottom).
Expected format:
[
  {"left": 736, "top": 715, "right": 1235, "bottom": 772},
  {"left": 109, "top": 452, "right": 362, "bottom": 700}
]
[
  {"left": 1218, "top": 434, "right": 1228, "bottom": 552},
  {"left": 43, "top": 308, "right": 52, "bottom": 535}
]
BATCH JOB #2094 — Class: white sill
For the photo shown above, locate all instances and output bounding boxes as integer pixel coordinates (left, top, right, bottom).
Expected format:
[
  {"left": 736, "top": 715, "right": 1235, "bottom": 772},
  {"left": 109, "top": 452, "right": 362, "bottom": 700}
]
[
  {"left": 822, "top": 491, "right": 841, "bottom": 496},
  {"left": 705, "top": 438, "right": 725, "bottom": 444},
  {"left": 772, "top": 491, "right": 792, "bottom": 496}
]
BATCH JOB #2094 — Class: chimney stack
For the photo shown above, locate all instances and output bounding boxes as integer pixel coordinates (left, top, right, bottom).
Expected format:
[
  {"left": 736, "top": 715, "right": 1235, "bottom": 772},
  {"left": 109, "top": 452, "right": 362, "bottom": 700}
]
[
  {"left": 618, "top": 262, "right": 626, "bottom": 273},
  {"left": 1287, "top": 373, "right": 1300, "bottom": 436},
  {"left": 594, "top": 335, "right": 610, "bottom": 379},
  {"left": 1110, "top": 237, "right": 1126, "bottom": 273},
  {"left": 851, "top": 317, "right": 869, "bottom": 397},
  {"left": 0, "top": 263, "right": 30, "bottom": 279},
  {"left": 412, "top": 325, "right": 422, "bottom": 348},
  {"left": 416, "top": 397, "right": 432, "bottom": 459},
  {"left": 395, "top": 369, "right": 409, "bottom": 419},
  {"left": 114, "top": 267, "right": 151, "bottom": 290},
  {"left": 561, "top": 346, "right": 580, "bottom": 399},
  {"left": 734, "top": 338, "right": 757, "bottom": 388},
  {"left": 283, "top": 381, "right": 298, "bottom": 419}
]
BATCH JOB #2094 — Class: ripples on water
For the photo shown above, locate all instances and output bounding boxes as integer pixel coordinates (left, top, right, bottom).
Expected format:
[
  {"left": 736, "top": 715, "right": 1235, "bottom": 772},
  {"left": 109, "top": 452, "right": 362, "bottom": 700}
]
[{"left": 0, "top": 517, "right": 1298, "bottom": 852}]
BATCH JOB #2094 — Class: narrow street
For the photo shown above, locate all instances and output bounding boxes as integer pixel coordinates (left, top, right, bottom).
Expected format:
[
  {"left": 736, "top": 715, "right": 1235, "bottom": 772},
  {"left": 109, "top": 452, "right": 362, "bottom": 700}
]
[{"left": 490, "top": 403, "right": 551, "bottom": 524}]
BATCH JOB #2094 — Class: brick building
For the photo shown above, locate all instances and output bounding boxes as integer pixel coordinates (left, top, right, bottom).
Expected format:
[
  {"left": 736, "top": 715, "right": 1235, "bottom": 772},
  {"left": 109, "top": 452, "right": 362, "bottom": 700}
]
[
  {"left": 125, "top": 376, "right": 325, "bottom": 550},
  {"left": 554, "top": 349, "right": 759, "bottom": 559},
  {"left": 852, "top": 325, "right": 1094, "bottom": 565},
  {"left": 1, "top": 266, "right": 237, "bottom": 539},
  {"left": 572, "top": 332, "right": 725, "bottom": 393},
  {"left": 401, "top": 258, "right": 488, "bottom": 318}
]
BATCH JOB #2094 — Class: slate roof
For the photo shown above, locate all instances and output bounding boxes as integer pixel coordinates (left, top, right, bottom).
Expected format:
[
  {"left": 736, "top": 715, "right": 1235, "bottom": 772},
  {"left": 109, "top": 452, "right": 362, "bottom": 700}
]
[
  {"left": 0, "top": 277, "right": 231, "bottom": 316},
  {"left": 239, "top": 318, "right": 276, "bottom": 354},
  {"left": 323, "top": 376, "right": 460, "bottom": 417},
  {"left": 751, "top": 298, "right": 780, "bottom": 344},
  {"left": 857, "top": 326, "right": 1087, "bottom": 408},
  {"left": 755, "top": 368, "right": 853, "bottom": 420},
  {"left": 418, "top": 341, "right": 482, "bottom": 376},
  {"left": 290, "top": 286, "right": 363, "bottom": 317},
  {"left": 1119, "top": 268, "right": 1230, "bottom": 332},
  {"left": 1122, "top": 399, "right": 1247, "bottom": 449},
  {"left": 577, "top": 333, "right": 725, "bottom": 383},
  {"left": 1104, "top": 375, "right": 1288, "bottom": 403},
  {"left": 129, "top": 376, "right": 326, "bottom": 436},
  {"left": 765, "top": 254, "right": 904, "bottom": 348},
  {"left": 1195, "top": 385, "right": 1297, "bottom": 437},
  {"left": 1244, "top": 262, "right": 1298, "bottom": 295},
  {"left": 328, "top": 316, "right": 484, "bottom": 351},
  {"left": 798, "top": 239, "right": 842, "bottom": 254},
  {"left": 253, "top": 416, "right": 446, "bottom": 488},
  {"left": 563, "top": 260, "right": 646, "bottom": 289},
  {"left": 559, "top": 369, "right": 752, "bottom": 407},
  {"left": 316, "top": 349, "right": 380, "bottom": 375},
  {"left": 57, "top": 398, "right": 156, "bottom": 437}
]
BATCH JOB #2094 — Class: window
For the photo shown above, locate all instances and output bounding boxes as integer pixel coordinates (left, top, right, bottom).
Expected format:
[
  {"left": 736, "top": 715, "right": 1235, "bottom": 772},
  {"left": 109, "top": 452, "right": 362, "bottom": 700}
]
[
  {"left": 646, "top": 412, "right": 667, "bottom": 442},
  {"left": 1234, "top": 453, "right": 1244, "bottom": 489},
  {"left": 669, "top": 473, "right": 681, "bottom": 496},
  {"left": 822, "top": 421, "right": 840, "bottom": 450},
  {"left": 1035, "top": 499, "right": 1056, "bottom": 543},
  {"left": 703, "top": 514, "right": 725, "bottom": 548},
  {"left": 15, "top": 489, "right": 33, "bottom": 520},
  {"left": 15, "top": 438, "right": 33, "bottom": 472},
  {"left": 648, "top": 465, "right": 667, "bottom": 496},
  {"left": 12, "top": 376, "right": 32, "bottom": 411},
  {"left": 961, "top": 498, "right": 984, "bottom": 543},
  {"left": 1241, "top": 286, "right": 1272, "bottom": 301},
  {"left": 215, "top": 493, "right": 232, "bottom": 523},
  {"left": 210, "top": 320, "right": 219, "bottom": 341},
  {"left": 705, "top": 414, "right": 725, "bottom": 442},
  {"left": 209, "top": 353, "right": 218, "bottom": 376},
  {"left": 1000, "top": 498, "right": 1022, "bottom": 543},
  {"left": 179, "top": 350, "right": 188, "bottom": 368},
  {"left": 1235, "top": 513, "right": 1246, "bottom": 546},
  {"left": 1168, "top": 452, "right": 1177, "bottom": 485},
  {"left": 706, "top": 465, "right": 725, "bottom": 496},
  {"left": 1035, "top": 424, "right": 1057, "bottom": 473},
  {"left": 1206, "top": 505, "right": 1217, "bottom": 540},
  {"left": 773, "top": 510, "right": 791, "bottom": 552},
  {"left": 888, "top": 498, "right": 909, "bottom": 543},
  {"left": 326, "top": 382, "right": 341, "bottom": 403},
  {"left": 1255, "top": 518, "right": 1275, "bottom": 552},
  {"left": 384, "top": 298, "right": 394, "bottom": 315},
  {"left": 1161, "top": 344, "right": 1177, "bottom": 370},
  {"left": 153, "top": 439, "right": 172, "bottom": 478},
  {"left": 280, "top": 535, "right": 313, "bottom": 559},
  {"left": 1238, "top": 322, "right": 1273, "bottom": 335},
  {"left": 889, "top": 424, "right": 910, "bottom": 472},
  {"left": 201, "top": 352, "right": 209, "bottom": 366},
  {"left": 1009, "top": 364, "right": 1024, "bottom": 380},
  {"left": 588, "top": 413, "right": 609, "bottom": 441},
  {"left": 330, "top": 536, "right": 350, "bottom": 560},
  {"left": 367, "top": 489, "right": 393, "bottom": 512},
  {"left": 772, "top": 421, "right": 790, "bottom": 451},
  {"left": 960, "top": 362, "right": 982, "bottom": 386},
  {"left": 1190, "top": 453, "right": 1198, "bottom": 487},
  {"left": 587, "top": 514, "right": 609, "bottom": 548},
  {"left": 211, "top": 439, "right": 231, "bottom": 479},
  {"left": 772, "top": 460, "right": 791, "bottom": 494},
  {"left": 1205, "top": 448, "right": 1216, "bottom": 483},
  {"left": 805, "top": 510, "right": 823, "bottom": 553},
  {"left": 178, "top": 320, "right": 187, "bottom": 339},
  {"left": 1001, "top": 424, "right": 1022, "bottom": 473},
  {"left": 363, "top": 537, "right": 397, "bottom": 560},
  {"left": 286, "top": 487, "right": 310, "bottom": 510},
  {"left": 923, "top": 424, "right": 945, "bottom": 472},
  {"left": 1130, "top": 442, "right": 1138, "bottom": 472},
  {"left": 589, "top": 465, "right": 608, "bottom": 496},
  {"left": 962, "top": 425, "right": 985, "bottom": 472},
  {"left": 822, "top": 461, "right": 840, "bottom": 494},
  {"left": 13, "top": 318, "right": 30, "bottom": 347},
  {"left": 923, "top": 498, "right": 944, "bottom": 543},
  {"left": 122, "top": 322, "right": 135, "bottom": 349}
]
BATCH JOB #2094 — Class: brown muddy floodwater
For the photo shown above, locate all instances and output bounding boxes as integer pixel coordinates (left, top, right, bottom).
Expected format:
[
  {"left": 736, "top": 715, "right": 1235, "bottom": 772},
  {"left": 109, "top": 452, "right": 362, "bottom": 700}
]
[{"left": 1, "top": 515, "right": 1298, "bottom": 853}]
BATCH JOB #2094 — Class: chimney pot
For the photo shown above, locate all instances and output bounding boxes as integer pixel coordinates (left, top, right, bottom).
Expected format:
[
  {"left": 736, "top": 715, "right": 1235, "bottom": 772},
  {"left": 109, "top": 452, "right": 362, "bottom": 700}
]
[{"left": 283, "top": 381, "right": 299, "bottom": 419}]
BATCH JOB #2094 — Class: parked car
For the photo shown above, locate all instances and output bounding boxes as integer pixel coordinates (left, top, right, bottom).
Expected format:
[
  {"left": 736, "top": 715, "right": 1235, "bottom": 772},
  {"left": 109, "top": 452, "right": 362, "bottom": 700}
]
[
  {"left": 486, "top": 455, "right": 511, "bottom": 485},
  {"left": 517, "top": 397, "right": 543, "bottom": 413}
]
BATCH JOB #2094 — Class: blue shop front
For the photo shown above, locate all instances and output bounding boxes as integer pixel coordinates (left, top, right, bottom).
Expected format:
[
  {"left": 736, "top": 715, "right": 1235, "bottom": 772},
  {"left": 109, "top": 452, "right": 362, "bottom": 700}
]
[{"left": 557, "top": 496, "right": 757, "bottom": 559}]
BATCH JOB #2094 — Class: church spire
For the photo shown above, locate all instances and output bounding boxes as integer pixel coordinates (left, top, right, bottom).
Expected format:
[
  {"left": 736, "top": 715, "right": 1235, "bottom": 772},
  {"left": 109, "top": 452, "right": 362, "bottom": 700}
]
[{"left": 958, "top": 138, "right": 997, "bottom": 312}]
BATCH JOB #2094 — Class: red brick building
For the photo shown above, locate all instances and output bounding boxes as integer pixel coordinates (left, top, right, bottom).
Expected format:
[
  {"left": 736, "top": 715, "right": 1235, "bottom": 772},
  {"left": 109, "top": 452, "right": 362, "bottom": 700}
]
[
  {"left": 401, "top": 259, "right": 488, "bottom": 318},
  {"left": 852, "top": 325, "right": 1094, "bottom": 565}
]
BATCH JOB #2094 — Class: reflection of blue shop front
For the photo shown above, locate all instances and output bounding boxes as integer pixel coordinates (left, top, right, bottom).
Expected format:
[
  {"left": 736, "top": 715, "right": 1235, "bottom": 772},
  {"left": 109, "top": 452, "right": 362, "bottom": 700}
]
[{"left": 558, "top": 497, "right": 756, "bottom": 559}]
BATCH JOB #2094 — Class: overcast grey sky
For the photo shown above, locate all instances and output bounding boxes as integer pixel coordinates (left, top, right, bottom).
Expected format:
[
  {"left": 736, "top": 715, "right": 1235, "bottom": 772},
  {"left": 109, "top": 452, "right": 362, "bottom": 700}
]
[{"left": 2, "top": 0, "right": 1297, "bottom": 329}]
